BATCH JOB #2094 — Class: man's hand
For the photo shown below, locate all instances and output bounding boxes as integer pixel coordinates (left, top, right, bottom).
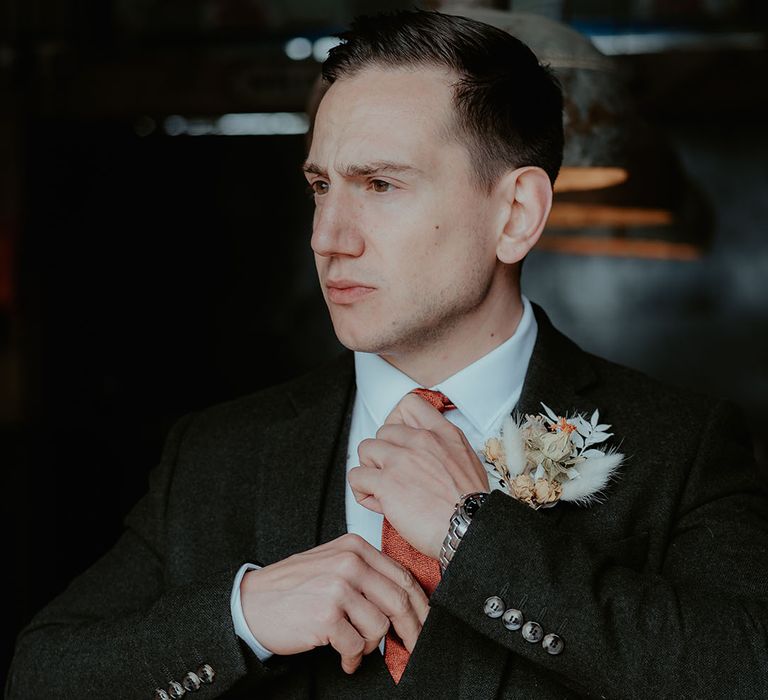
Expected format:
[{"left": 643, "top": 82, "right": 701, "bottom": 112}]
[
  {"left": 348, "top": 393, "right": 490, "bottom": 559},
  {"left": 240, "top": 533, "right": 429, "bottom": 674}
]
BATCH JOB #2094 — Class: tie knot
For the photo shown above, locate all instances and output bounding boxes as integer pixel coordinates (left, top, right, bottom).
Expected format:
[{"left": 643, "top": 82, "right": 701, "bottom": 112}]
[{"left": 410, "top": 388, "right": 457, "bottom": 414}]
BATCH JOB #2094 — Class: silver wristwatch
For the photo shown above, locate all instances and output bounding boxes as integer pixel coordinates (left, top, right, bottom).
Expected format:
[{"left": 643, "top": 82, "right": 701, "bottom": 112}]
[{"left": 439, "top": 492, "right": 489, "bottom": 573}]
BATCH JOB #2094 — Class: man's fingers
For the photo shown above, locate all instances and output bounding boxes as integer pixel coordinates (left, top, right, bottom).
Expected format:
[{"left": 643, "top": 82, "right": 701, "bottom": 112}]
[
  {"left": 374, "top": 423, "right": 434, "bottom": 449},
  {"left": 347, "top": 466, "right": 384, "bottom": 513},
  {"left": 328, "top": 618, "right": 366, "bottom": 674},
  {"left": 354, "top": 565, "right": 425, "bottom": 653},
  {"left": 306, "top": 533, "right": 431, "bottom": 637},
  {"left": 348, "top": 464, "right": 380, "bottom": 492},
  {"left": 357, "top": 436, "right": 412, "bottom": 469},
  {"left": 356, "top": 540, "right": 431, "bottom": 627},
  {"left": 343, "top": 593, "right": 391, "bottom": 655},
  {"left": 324, "top": 534, "right": 431, "bottom": 626},
  {"left": 242, "top": 534, "right": 432, "bottom": 662},
  {"left": 384, "top": 392, "right": 452, "bottom": 431}
]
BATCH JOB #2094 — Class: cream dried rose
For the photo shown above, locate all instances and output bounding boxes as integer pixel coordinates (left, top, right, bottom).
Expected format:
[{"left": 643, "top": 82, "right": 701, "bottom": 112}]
[
  {"left": 539, "top": 430, "right": 573, "bottom": 461},
  {"left": 526, "top": 450, "right": 544, "bottom": 473},
  {"left": 484, "top": 437, "right": 505, "bottom": 466},
  {"left": 534, "top": 478, "right": 562, "bottom": 504},
  {"left": 511, "top": 474, "right": 535, "bottom": 504},
  {"left": 521, "top": 414, "right": 548, "bottom": 437}
]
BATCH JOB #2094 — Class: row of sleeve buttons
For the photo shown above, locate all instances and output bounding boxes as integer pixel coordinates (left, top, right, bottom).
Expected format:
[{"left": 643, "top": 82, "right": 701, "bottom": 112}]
[
  {"left": 484, "top": 595, "right": 565, "bottom": 655},
  {"left": 153, "top": 663, "right": 215, "bottom": 699}
]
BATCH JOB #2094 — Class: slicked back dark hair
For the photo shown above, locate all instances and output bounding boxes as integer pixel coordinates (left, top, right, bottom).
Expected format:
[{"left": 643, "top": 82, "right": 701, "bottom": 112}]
[{"left": 322, "top": 10, "right": 564, "bottom": 191}]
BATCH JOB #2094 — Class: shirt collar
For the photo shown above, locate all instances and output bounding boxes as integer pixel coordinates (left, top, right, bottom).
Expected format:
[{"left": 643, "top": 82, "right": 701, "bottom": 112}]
[{"left": 354, "top": 295, "right": 538, "bottom": 435}]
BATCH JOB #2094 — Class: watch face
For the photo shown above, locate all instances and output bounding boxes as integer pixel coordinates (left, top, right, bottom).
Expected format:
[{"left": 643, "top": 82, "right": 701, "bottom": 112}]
[
  {"left": 464, "top": 493, "right": 487, "bottom": 518},
  {"left": 465, "top": 499, "right": 481, "bottom": 517}
]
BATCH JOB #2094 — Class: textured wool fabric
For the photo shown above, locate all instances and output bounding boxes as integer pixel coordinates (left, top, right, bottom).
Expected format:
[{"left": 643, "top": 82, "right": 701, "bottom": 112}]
[
  {"left": 7, "top": 305, "right": 768, "bottom": 699},
  {"left": 381, "top": 389, "right": 452, "bottom": 682}
]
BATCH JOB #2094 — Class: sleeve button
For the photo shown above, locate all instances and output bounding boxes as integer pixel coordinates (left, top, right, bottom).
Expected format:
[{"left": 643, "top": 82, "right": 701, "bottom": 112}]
[
  {"left": 521, "top": 620, "right": 544, "bottom": 643},
  {"left": 182, "top": 671, "right": 202, "bottom": 692},
  {"left": 483, "top": 596, "right": 505, "bottom": 618},
  {"left": 167, "top": 680, "right": 185, "bottom": 698},
  {"left": 197, "top": 664, "right": 216, "bottom": 684},
  {"left": 542, "top": 632, "right": 565, "bottom": 655},
  {"left": 502, "top": 608, "right": 524, "bottom": 630}
]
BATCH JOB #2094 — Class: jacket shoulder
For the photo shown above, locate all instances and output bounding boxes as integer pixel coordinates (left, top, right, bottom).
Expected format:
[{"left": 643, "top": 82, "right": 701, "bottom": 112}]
[
  {"left": 178, "top": 352, "right": 354, "bottom": 441},
  {"left": 584, "top": 349, "right": 726, "bottom": 426}
]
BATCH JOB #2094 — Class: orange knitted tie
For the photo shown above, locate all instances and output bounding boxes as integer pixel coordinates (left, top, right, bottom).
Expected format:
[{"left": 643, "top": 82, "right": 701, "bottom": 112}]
[{"left": 381, "top": 388, "right": 456, "bottom": 683}]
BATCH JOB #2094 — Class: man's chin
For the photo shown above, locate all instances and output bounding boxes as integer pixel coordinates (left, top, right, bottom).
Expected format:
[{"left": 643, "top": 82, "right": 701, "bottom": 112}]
[
  {"left": 330, "top": 323, "right": 388, "bottom": 355},
  {"left": 333, "top": 334, "right": 378, "bottom": 354}
]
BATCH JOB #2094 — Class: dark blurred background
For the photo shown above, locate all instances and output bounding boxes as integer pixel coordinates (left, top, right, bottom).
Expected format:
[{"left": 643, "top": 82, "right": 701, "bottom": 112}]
[{"left": 1, "top": 0, "right": 767, "bottom": 685}]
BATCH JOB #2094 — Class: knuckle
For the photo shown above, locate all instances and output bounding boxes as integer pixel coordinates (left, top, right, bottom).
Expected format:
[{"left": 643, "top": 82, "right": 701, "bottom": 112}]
[
  {"left": 316, "top": 602, "right": 343, "bottom": 628},
  {"left": 340, "top": 532, "right": 365, "bottom": 549},
  {"left": 417, "top": 429, "right": 438, "bottom": 448},
  {"left": 392, "top": 585, "right": 411, "bottom": 617},
  {"left": 398, "top": 565, "right": 416, "bottom": 592},
  {"left": 376, "top": 618, "right": 391, "bottom": 639},
  {"left": 357, "top": 437, "right": 374, "bottom": 455},
  {"left": 334, "top": 551, "right": 364, "bottom": 578},
  {"left": 449, "top": 422, "right": 464, "bottom": 439},
  {"left": 324, "top": 575, "right": 353, "bottom": 603}
]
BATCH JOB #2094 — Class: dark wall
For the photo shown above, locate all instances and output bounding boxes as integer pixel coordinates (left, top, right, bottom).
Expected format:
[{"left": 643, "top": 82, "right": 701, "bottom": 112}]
[{"left": 4, "top": 125, "right": 340, "bottom": 681}]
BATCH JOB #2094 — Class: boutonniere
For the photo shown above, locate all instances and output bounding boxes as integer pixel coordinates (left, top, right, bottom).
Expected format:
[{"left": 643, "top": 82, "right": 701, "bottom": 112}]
[{"left": 482, "top": 403, "right": 624, "bottom": 509}]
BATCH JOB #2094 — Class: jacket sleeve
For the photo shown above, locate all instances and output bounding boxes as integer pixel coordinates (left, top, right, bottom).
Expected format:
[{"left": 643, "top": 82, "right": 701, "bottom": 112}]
[
  {"left": 430, "top": 400, "right": 768, "bottom": 699},
  {"left": 6, "top": 414, "right": 275, "bottom": 699}
]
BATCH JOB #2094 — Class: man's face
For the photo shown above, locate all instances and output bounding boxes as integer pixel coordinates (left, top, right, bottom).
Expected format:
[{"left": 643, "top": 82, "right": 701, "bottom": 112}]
[{"left": 305, "top": 66, "right": 502, "bottom": 359}]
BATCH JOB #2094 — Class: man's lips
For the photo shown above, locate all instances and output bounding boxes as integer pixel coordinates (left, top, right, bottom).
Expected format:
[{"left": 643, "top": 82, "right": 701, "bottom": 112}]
[{"left": 326, "top": 279, "right": 376, "bottom": 304}]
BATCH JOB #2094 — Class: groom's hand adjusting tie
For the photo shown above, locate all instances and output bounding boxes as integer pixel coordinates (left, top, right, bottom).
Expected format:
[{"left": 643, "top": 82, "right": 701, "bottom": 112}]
[
  {"left": 381, "top": 389, "right": 456, "bottom": 683},
  {"left": 350, "top": 386, "right": 490, "bottom": 682}
]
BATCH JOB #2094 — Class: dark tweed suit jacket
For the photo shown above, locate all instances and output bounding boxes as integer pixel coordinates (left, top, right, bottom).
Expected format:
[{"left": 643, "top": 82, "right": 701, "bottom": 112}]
[{"left": 8, "top": 306, "right": 768, "bottom": 699}]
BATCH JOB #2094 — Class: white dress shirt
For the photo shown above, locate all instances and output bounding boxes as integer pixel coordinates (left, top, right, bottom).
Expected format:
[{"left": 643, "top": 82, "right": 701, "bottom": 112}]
[{"left": 232, "top": 295, "right": 538, "bottom": 660}]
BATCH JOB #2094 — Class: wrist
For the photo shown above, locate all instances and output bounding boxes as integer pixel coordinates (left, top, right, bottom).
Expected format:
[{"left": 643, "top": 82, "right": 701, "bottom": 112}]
[{"left": 439, "top": 492, "right": 489, "bottom": 573}]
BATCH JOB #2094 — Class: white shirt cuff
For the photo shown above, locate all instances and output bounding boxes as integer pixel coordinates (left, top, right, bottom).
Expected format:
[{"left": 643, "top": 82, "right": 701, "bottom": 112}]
[{"left": 230, "top": 562, "right": 274, "bottom": 662}]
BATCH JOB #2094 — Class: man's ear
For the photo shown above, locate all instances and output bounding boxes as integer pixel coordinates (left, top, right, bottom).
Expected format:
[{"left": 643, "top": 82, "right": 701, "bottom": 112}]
[{"left": 493, "top": 166, "right": 553, "bottom": 265}]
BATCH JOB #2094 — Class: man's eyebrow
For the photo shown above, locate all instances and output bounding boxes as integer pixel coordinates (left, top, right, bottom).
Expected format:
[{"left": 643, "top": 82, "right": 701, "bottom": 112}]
[
  {"left": 342, "top": 161, "right": 422, "bottom": 177},
  {"left": 301, "top": 161, "right": 422, "bottom": 177},
  {"left": 302, "top": 161, "right": 327, "bottom": 177}
]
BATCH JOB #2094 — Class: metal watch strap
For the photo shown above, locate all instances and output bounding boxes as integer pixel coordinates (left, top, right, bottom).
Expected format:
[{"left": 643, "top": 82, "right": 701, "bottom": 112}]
[{"left": 439, "top": 492, "right": 488, "bottom": 573}]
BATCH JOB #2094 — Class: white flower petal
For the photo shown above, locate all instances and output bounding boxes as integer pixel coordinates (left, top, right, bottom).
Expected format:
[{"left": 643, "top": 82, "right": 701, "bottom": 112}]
[
  {"left": 572, "top": 416, "right": 591, "bottom": 435},
  {"left": 540, "top": 402, "right": 559, "bottom": 422},
  {"left": 585, "top": 433, "right": 613, "bottom": 448},
  {"left": 581, "top": 448, "right": 606, "bottom": 458},
  {"left": 500, "top": 415, "right": 526, "bottom": 476},
  {"left": 561, "top": 452, "right": 624, "bottom": 504}
]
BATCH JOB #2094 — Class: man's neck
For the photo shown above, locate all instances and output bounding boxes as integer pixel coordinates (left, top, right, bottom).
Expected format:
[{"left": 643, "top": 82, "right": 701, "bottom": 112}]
[{"left": 378, "top": 293, "right": 524, "bottom": 388}]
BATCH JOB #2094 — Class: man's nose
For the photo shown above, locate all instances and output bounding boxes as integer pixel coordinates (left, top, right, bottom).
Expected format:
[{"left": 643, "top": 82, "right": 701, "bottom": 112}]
[{"left": 310, "top": 190, "right": 365, "bottom": 258}]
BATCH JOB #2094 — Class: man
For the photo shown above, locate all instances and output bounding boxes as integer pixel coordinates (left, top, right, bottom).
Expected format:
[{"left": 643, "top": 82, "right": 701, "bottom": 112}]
[{"left": 7, "top": 10, "right": 768, "bottom": 700}]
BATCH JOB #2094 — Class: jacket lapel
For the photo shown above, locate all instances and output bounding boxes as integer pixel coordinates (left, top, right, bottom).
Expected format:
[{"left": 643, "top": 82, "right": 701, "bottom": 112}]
[
  {"left": 247, "top": 353, "right": 355, "bottom": 565},
  {"left": 517, "top": 304, "right": 598, "bottom": 419}
]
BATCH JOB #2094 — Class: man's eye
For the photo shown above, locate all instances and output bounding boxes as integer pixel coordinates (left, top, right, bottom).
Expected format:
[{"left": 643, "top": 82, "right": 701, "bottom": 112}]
[
  {"left": 310, "top": 181, "right": 329, "bottom": 196},
  {"left": 371, "top": 180, "right": 393, "bottom": 193}
]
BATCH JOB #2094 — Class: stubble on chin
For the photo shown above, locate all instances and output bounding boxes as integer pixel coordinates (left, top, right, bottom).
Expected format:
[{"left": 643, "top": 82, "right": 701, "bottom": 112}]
[{"left": 332, "top": 279, "right": 489, "bottom": 359}]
